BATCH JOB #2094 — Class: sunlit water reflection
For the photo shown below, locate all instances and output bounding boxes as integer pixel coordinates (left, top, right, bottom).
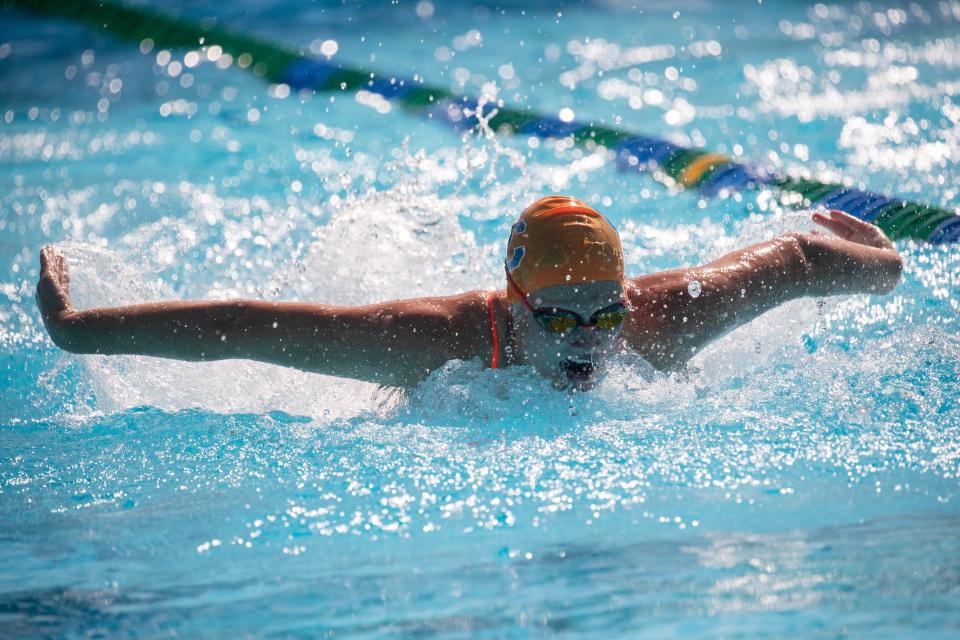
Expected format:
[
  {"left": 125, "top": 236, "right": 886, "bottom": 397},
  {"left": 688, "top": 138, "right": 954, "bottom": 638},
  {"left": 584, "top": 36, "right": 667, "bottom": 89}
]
[{"left": 2, "top": 1, "right": 959, "bottom": 636}]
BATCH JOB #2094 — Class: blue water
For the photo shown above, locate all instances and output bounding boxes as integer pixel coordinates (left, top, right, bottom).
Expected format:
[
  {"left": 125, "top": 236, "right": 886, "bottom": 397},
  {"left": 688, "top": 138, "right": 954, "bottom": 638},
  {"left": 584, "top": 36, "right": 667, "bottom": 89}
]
[{"left": 2, "top": 0, "right": 960, "bottom": 637}]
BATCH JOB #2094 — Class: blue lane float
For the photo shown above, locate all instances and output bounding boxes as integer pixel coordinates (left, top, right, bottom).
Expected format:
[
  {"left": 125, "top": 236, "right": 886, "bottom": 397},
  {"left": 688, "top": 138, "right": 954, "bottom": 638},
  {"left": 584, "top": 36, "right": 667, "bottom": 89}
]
[{"left": 6, "top": 0, "right": 958, "bottom": 244}]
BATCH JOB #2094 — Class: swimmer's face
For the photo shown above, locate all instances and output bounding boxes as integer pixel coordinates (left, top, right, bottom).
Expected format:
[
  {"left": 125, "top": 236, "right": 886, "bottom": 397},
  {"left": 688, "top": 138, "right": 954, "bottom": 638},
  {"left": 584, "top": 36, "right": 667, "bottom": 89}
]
[{"left": 512, "top": 280, "right": 626, "bottom": 390}]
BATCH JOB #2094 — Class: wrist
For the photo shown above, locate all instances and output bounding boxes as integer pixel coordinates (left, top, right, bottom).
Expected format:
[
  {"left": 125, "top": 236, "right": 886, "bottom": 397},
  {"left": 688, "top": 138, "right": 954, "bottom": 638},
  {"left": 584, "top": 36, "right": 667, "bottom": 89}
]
[
  {"left": 778, "top": 233, "right": 816, "bottom": 298},
  {"left": 46, "top": 310, "right": 88, "bottom": 354}
]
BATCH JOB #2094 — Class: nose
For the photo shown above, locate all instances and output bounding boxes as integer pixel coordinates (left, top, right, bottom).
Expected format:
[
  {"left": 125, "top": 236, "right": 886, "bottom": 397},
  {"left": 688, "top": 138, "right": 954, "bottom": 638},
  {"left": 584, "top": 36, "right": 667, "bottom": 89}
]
[{"left": 568, "top": 325, "right": 603, "bottom": 348}]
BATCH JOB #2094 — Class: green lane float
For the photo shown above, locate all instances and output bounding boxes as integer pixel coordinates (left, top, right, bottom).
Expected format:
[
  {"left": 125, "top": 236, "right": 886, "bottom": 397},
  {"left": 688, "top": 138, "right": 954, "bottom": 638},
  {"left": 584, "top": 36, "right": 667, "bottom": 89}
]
[{"left": 6, "top": 0, "right": 959, "bottom": 244}]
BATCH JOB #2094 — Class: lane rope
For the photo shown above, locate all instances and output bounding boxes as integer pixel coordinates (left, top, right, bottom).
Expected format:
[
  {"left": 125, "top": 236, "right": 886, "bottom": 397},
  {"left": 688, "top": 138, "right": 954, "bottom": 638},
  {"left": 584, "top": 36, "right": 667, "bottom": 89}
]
[{"left": 6, "top": 0, "right": 959, "bottom": 244}]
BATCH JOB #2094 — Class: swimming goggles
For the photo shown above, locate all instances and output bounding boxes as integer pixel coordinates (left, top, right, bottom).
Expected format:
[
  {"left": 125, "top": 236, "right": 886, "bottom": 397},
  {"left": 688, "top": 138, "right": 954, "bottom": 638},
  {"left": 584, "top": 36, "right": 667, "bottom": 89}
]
[{"left": 504, "top": 265, "right": 628, "bottom": 334}]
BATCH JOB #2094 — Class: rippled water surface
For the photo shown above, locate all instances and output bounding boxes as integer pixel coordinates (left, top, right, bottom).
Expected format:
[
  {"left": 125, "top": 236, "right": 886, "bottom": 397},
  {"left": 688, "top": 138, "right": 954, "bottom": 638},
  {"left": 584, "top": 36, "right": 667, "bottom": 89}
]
[{"left": 2, "top": 0, "right": 959, "bottom": 637}]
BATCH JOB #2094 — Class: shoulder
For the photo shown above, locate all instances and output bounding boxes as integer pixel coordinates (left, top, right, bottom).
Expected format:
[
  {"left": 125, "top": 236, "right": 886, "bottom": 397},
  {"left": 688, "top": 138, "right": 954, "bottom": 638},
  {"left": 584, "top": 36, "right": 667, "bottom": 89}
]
[
  {"left": 397, "top": 289, "right": 499, "bottom": 361},
  {"left": 448, "top": 290, "right": 510, "bottom": 365},
  {"left": 449, "top": 288, "right": 502, "bottom": 344}
]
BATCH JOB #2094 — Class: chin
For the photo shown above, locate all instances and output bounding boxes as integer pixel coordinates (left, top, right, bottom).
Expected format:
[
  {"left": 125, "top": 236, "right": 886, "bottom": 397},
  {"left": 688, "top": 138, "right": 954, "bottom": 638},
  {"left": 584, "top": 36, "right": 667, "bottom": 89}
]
[
  {"left": 554, "top": 376, "right": 597, "bottom": 391},
  {"left": 553, "top": 356, "right": 601, "bottom": 391}
]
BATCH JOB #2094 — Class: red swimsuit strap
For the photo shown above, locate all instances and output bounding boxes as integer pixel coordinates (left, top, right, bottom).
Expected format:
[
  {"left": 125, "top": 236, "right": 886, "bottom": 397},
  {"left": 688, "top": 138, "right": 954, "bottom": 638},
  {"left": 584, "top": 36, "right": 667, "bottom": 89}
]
[{"left": 485, "top": 291, "right": 500, "bottom": 369}]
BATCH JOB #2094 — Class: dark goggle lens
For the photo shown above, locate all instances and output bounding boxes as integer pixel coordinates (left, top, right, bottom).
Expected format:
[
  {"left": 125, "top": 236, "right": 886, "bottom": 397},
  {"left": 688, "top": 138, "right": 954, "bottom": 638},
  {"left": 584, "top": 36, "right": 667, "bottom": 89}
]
[
  {"left": 593, "top": 309, "right": 627, "bottom": 329},
  {"left": 537, "top": 314, "right": 578, "bottom": 334}
]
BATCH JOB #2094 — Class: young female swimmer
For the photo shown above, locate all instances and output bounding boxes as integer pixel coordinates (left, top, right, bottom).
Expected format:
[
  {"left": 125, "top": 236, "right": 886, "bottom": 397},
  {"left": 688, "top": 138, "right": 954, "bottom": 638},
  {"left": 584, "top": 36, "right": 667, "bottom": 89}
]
[{"left": 36, "top": 196, "right": 903, "bottom": 389}]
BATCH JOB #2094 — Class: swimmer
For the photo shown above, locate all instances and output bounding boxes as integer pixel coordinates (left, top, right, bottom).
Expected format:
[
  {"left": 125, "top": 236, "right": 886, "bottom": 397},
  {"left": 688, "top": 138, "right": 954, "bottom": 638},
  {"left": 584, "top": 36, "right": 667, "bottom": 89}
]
[{"left": 36, "top": 196, "right": 903, "bottom": 389}]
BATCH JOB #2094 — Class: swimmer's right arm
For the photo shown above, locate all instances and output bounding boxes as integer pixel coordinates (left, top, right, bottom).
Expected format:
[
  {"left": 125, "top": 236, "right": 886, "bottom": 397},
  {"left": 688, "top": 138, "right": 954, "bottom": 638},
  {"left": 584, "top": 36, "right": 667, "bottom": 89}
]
[{"left": 36, "top": 247, "right": 490, "bottom": 386}]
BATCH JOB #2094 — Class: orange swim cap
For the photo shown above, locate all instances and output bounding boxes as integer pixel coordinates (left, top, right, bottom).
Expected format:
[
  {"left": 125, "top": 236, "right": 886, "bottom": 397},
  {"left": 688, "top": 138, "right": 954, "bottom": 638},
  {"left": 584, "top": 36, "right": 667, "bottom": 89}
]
[{"left": 505, "top": 196, "right": 624, "bottom": 303}]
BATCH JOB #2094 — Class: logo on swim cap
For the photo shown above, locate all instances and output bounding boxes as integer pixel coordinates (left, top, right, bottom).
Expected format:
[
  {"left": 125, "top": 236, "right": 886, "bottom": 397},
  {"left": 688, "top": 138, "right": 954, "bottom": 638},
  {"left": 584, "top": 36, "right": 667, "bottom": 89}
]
[
  {"left": 506, "top": 246, "right": 525, "bottom": 271},
  {"left": 511, "top": 220, "right": 526, "bottom": 236}
]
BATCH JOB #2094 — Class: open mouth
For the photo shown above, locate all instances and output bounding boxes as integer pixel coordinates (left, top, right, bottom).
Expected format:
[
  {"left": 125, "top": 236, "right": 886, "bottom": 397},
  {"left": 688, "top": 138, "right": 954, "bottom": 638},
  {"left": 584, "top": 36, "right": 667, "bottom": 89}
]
[{"left": 559, "top": 357, "right": 596, "bottom": 384}]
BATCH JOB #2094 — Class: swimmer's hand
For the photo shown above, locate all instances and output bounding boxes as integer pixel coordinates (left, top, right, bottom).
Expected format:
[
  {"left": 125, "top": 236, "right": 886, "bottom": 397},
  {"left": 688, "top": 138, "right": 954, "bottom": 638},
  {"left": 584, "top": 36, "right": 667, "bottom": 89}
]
[
  {"left": 811, "top": 209, "right": 894, "bottom": 251},
  {"left": 36, "top": 246, "right": 78, "bottom": 351},
  {"left": 802, "top": 209, "right": 903, "bottom": 296}
]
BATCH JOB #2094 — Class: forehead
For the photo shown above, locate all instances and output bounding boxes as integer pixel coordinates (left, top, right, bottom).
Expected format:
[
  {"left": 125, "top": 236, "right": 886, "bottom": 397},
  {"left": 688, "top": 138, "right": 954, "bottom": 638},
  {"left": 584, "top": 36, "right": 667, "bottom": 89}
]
[{"left": 527, "top": 280, "right": 624, "bottom": 313}]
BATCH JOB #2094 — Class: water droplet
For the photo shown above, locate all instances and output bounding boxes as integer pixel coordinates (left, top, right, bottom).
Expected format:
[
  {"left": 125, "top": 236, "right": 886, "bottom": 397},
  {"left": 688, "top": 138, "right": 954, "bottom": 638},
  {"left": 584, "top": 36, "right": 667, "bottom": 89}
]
[{"left": 687, "top": 280, "right": 701, "bottom": 298}]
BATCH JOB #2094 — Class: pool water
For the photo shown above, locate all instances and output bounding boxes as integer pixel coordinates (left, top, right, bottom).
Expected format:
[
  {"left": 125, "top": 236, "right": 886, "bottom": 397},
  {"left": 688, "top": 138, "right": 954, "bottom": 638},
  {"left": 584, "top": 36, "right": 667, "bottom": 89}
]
[{"left": 2, "top": 0, "right": 960, "bottom": 636}]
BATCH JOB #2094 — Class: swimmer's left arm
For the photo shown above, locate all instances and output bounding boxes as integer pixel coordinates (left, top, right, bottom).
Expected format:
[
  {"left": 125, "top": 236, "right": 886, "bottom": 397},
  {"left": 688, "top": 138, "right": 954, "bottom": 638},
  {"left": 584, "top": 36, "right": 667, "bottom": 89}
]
[{"left": 623, "top": 210, "right": 903, "bottom": 370}]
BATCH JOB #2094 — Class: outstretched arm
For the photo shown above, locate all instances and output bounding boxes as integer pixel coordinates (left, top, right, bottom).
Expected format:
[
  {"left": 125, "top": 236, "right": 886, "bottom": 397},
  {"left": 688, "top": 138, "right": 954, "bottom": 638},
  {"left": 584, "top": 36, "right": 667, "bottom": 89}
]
[
  {"left": 36, "top": 247, "right": 489, "bottom": 386},
  {"left": 623, "top": 210, "right": 903, "bottom": 370}
]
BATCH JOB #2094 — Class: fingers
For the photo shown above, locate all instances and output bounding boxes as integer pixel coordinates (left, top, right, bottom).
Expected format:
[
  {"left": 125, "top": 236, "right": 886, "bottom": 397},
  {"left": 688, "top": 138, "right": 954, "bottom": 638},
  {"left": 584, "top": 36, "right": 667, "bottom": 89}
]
[
  {"left": 40, "top": 246, "right": 64, "bottom": 275},
  {"left": 40, "top": 245, "right": 53, "bottom": 272},
  {"left": 824, "top": 209, "right": 865, "bottom": 226},
  {"left": 823, "top": 209, "right": 885, "bottom": 237},
  {"left": 811, "top": 209, "right": 893, "bottom": 249},
  {"left": 825, "top": 209, "right": 894, "bottom": 249},
  {"left": 57, "top": 251, "right": 69, "bottom": 286},
  {"left": 811, "top": 211, "right": 853, "bottom": 239},
  {"left": 38, "top": 245, "right": 71, "bottom": 302},
  {"left": 39, "top": 245, "right": 69, "bottom": 280}
]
